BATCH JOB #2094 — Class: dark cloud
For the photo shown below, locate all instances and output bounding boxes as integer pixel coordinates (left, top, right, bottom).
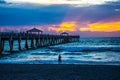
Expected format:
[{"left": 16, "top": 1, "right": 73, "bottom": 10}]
[
  {"left": 0, "top": 4, "right": 70, "bottom": 26},
  {"left": 0, "top": 1, "right": 120, "bottom": 26},
  {"left": 106, "top": 1, "right": 120, "bottom": 6},
  {"left": 0, "top": 0, "right": 6, "bottom": 4},
  {"left": 78, "top": 4, "right": 120, "bottom": 23},
  {"left": 60, "top": 4, "right": 120, "bottom": 23}
]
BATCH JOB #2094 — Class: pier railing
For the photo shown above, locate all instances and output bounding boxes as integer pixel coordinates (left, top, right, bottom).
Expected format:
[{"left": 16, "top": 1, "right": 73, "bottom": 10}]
[{"left": 0, "top": 32, "right": 80, "bottom": 53}]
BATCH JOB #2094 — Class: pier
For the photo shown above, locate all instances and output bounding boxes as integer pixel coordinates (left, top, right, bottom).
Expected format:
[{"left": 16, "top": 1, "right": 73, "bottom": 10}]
[{"left": 0, "top": 28, "right": 80, "bottom": 54}]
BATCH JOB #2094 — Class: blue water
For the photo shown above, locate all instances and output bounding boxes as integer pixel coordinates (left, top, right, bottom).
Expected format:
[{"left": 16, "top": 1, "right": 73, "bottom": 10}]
[{"left": 0, "top": 37, "right": 120, "bottom": 65}]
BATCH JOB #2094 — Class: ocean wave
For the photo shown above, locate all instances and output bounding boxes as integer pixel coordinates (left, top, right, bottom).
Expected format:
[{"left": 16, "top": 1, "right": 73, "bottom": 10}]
[
  {"left": 51, "top": 46, "right": 120, "bottom": 52},
  {"left": 64, "top": 52, "right": 82, "bottom": 55}
]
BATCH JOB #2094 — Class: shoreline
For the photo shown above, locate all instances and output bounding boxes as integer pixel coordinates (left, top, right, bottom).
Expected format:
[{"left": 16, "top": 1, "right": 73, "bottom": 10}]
[
  {"left": 0, "top": 59, "right": 120, "bottom": 65},
  {"left": 0, "top": 64, "right": 120, "bottom": 80}
]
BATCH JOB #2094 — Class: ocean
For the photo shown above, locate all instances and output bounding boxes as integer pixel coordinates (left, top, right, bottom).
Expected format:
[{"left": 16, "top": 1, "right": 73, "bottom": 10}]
[{"left": 0, "top": 37, "right": 120, "bottom": 65}]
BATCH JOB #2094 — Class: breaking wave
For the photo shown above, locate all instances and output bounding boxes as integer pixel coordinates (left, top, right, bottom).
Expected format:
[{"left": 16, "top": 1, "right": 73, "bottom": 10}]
[{"left": 51, "top": 46, "right": 120, "bottom": 52}]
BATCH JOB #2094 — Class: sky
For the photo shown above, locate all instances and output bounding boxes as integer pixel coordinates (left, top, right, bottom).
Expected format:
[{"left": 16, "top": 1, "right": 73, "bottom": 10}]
[{"left": 0, "top": 0, "right": 120, "bottom": 37}]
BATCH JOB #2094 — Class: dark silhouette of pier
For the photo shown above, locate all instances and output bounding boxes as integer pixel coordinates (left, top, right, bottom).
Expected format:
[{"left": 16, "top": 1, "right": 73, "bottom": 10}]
[{"left": 0, "top": 28, "right": 80, "bottom": 54}]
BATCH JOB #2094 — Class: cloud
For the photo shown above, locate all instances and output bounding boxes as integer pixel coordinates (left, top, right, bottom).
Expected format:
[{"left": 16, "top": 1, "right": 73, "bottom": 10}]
[
  {"left": 56, "top": 22, "right": 76, "bottom": 32},
  {"left": 0, "top": 4, "right": 70, "bottom": 26},
  {"left": 80, "top": 21, "right": 120, "bottom": 32},
  {"left": 48, "top": 22, "right": 76, "bottom": 32},
  {"left": 1, "top": 0, "right": 120, "bottom": 26},
  {"left": 5, "top": 0, "right": 119, "bottom": 6},
  {"left": 0, "top": 0, "right": 6, "bottom": 4},
  {"left": 80, "top": 15, "right": 120, "bottom": 32},
  {"left": 57, "top": 2, "right": 120, "bottom": 24},
  {"left": 0, "top": 25, "right": 44, "bottom": 32}
]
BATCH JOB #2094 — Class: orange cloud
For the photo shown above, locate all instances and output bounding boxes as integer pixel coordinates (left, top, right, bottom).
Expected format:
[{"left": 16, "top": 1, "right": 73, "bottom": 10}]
[
  {"left": 56, "top": 22, "right": 76, "bottom": 32},
  {"left": 48, "top": 26, "right": 57, "bottom": 31},
  {"left": 80, "top": 21, "right": 120, "bottom": 32}
]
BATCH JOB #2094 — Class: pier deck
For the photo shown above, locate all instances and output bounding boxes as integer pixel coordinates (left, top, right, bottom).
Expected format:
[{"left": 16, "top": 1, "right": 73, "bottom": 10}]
[{"left": 0, "top": 32, "right": 80, "bottom": 54}]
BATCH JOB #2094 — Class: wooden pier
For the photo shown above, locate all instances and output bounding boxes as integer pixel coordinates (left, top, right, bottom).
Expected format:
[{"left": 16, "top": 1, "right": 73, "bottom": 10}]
[{"left": 0, "top": 30, "right": 80, "bottom": 54}]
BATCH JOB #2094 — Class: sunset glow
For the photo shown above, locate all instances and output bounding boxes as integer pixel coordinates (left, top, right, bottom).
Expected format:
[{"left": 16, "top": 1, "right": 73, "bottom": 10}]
[
  {"left": 80, "top": 21, "right": 120, "bottom": 32},
  {"left": 56, "top": 22, "right": 76, "bottom": 32}
]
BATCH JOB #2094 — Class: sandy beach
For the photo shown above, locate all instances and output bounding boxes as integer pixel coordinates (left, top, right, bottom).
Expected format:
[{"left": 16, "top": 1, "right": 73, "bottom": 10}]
[{"left": 0, "top": 64, "right": 120, "bottom": 80}]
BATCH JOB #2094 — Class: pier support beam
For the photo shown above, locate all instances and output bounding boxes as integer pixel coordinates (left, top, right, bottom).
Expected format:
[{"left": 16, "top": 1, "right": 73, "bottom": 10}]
[
  {"left": 0, "top": 36, "right": 1, "bottom": 54},
  {"left": 1, "top": 40, "right": 4, "bottom": 52},
  {"left": 31, "top": 38, "right": 34, "bottom": 48},
  {"left": 9, "top": 34, "right": 14, "bottom": 52},
  {"left": 9, "top": 40, "right": 14, "bottom": 53},
  {"left": 25, "top": 38, "right": 28, "bottom": 49},
  {"left": 0, "top": 39, "right": 5, "bottom": 54},
  {"left": 35, "top": 38, "right": 38, "bottom": 48},
  {"left": 18, "top": 37, "right": 21, "bottom": 51},
  {"left": 0, "top": 36, "right": 3, "bottom": 54}
]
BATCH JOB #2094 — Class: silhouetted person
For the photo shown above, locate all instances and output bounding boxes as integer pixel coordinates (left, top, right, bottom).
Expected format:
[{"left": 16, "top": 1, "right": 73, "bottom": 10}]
[{"left": 58, "top": 54, "right": 62, "bottom": 64}]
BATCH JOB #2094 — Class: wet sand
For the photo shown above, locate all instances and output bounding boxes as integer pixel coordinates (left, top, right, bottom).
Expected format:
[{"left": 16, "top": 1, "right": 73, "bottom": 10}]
[{"left": 0, "top": 64, "right": 120, "bottom": 80}]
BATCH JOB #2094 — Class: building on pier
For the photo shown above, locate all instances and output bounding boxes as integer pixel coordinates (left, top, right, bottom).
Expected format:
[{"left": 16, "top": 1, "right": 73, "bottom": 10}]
[
  {"left": 60, "top": 32, "right": 69, "bottom": 36},
  {"left": 27, "top": 28, "right": 43, "bottom": 34}
]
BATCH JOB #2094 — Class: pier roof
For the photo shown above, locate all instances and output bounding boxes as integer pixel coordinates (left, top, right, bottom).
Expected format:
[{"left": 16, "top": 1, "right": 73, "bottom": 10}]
[
  {"left": 60, "top": 32, "right": 69, "bottom": 36},
  {"left": 27, "top": 28, "right": 43, "bottom": 32},
  {"left": 61, "top": 32, "right": 69, "bottom": 34}
]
